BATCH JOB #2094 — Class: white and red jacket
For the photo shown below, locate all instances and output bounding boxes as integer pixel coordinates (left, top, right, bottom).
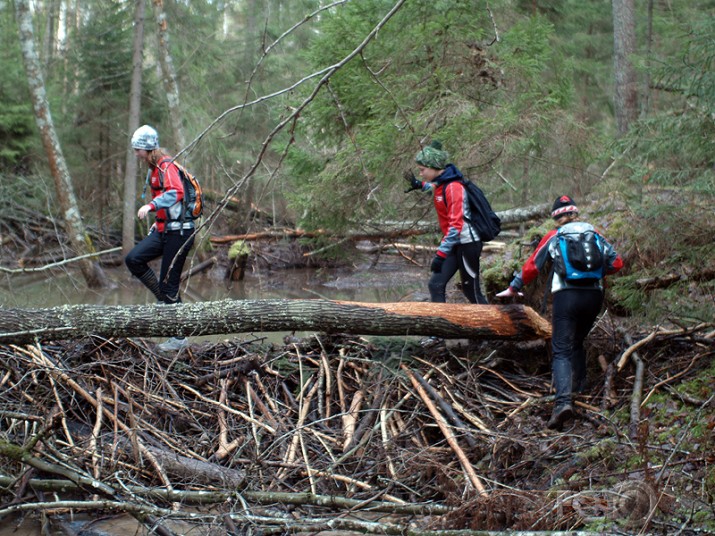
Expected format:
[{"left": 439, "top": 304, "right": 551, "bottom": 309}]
[
  {"left": 419, "top": 164, "right": 479, "bottom": 259},
  {"left": 146, "top": 157, "right": 192, "bottom": 233},
  {"left": 509, "top": 221, "right": 624, "bottom": 293}
]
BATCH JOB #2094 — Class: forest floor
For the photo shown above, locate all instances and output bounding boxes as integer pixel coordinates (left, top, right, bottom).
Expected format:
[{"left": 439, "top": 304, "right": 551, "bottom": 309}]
[
  {"left": 1, "top": 188, "right": 714, "bottom": 535},
  {"left": 0, "top": 321, "right": 712, "bottom": 535}
]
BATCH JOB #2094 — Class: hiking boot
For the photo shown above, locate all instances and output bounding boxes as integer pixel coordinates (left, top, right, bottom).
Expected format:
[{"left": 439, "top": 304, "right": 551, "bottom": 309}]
[
  {"left": 157, "top": 337, "right": 189, "bottom": 352},
  {"left": 420, "top": 336, "right": 444, "bottom": 349},
  {"left": 547, "top": 404, "right": 574, "bottom": 431}
]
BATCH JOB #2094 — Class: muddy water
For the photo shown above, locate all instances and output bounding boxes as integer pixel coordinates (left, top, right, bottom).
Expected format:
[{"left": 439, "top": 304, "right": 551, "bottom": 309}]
[
  {"left": 2, "top": 259, "right": 427, "bottom": 343},
  {"left": 2, "top": 259, "right": 426, "bottom": 309}
]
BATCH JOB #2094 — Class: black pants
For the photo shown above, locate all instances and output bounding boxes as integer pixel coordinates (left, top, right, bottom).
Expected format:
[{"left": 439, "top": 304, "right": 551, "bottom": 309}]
[
  {"left": 551, "top": 288, "right": 604, "bottom": 407},
  {"left": 428, "top": 241, "right": 487, "bottom": 304},
  {"left": 125, "top": 229, "right": 195, "bottom": 303}
]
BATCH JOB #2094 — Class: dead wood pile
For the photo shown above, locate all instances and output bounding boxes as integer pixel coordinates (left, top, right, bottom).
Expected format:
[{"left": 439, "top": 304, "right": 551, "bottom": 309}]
[{"left": 0, "top": 322, "right": 713, "bottom": 535}]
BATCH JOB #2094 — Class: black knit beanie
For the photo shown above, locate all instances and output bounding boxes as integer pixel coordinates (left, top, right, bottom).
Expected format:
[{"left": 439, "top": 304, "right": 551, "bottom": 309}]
[{"left": 551, "top": 195, "right": 578, "bottom": 220}]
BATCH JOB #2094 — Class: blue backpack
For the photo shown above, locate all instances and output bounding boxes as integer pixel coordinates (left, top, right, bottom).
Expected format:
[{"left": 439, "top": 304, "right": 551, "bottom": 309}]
[{"left": 553, "top": 228, "right": 605, "bottom": 284}]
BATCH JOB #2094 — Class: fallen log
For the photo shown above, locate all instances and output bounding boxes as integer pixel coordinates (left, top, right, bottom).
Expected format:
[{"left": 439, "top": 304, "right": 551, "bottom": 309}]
[
  {"left": 0, "top": 299, "right": 551, "bottom": 344},
  {"left": 356, "top": 241, "right": 505, "bottom": 254},
  {"left": 208, "top": 204, "right": 551, "bottom": 245},
  {"left": 209, "top": 228, "right": 427, "bottom": 245}
]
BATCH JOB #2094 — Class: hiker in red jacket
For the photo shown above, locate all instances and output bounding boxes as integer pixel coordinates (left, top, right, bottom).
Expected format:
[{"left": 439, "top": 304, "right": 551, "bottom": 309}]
[
  {"left": 125, "top": 125, "right": 195, "bottom": 352},
  {"left": 405, "top": 141, "right": 489, "bottom": 305},
  {"left": 404, "top": 141, "right": 489, "bottom": 348},
  {"left": 496, "top": 196, "right": 624, "bottom": 430}
]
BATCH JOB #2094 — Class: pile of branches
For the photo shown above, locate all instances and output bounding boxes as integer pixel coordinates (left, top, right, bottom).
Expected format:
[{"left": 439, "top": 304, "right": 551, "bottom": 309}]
[{"left": 0, "top": 321, "right": 713, "bottom": 535}]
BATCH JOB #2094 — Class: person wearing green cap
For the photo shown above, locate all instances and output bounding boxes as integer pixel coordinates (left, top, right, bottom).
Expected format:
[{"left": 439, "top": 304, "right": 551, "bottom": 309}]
[{"left": 405, "top": 141, "right": 489, "bottom": 321}]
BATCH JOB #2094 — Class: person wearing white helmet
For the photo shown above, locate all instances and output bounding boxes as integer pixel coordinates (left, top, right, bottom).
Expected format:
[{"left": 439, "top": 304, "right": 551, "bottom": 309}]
[{"left": 125, "top": 124, "right": 195, "bottom": 352}]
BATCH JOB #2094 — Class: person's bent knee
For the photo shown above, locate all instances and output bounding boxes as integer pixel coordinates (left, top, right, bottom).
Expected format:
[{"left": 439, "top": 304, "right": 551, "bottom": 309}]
[
  {"left": 124, "top": 253, "right": 140, "bottom": 274},
  {"left": 125, "top": 256, "right": 148, "bottom": 278}
]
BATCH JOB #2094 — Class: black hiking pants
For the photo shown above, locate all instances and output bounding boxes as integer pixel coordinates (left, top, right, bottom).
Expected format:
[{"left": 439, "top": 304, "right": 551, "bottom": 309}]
[
  {"left": 125, "top": 228, "right": 195, "bottom": 303},
  {"left": 428, "top": 241, "right": 488, "bottom": 304},
  {"left": 551, "top": 288, "right": 604, "bottom": 408}
]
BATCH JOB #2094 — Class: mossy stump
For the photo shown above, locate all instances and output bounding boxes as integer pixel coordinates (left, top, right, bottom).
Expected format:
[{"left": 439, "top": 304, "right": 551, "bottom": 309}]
[{"left": 227, "top": 240, "right": 250, "bottom": 281}]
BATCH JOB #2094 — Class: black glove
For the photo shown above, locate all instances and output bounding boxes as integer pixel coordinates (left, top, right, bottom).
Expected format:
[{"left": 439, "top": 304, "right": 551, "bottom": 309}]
[
  {"left": 430, "top": 255, "right": 444, "bottom": 273},
  {"left": 403, "top": 170, "right": 422, "bottom": 193}
]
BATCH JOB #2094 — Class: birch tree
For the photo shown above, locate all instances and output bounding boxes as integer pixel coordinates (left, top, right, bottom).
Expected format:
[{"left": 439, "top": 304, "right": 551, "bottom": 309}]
[
  {"left": 123, "top": 0, "right": 146, "bottom": 256},
  {"left": 13, "top": 0, "right": 107, "bottom": 289}
]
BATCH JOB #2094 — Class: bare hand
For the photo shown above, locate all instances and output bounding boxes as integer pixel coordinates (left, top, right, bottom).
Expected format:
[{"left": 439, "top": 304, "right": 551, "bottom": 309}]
[
  {"left": 137, "top": 204, "right": 152, "bottom": 220},
  {"left": 495, "top": 287, "right": 524, "bottom": 298}
]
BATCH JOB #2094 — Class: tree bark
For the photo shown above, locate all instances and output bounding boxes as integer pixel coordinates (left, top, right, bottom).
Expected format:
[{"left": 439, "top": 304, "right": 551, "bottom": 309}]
[
  {"left": 152, "top": 0, "right": 186, "bottom": 153},
  {"left": 0, "top": 300, "right": 551, "bottom": 345},
  {"left": 14, "top": 0, "right": 108, "bottom": 289},
  {"left": 612, "top": 0, "right": 638, "bottom": 135},
  {"left": 123, "top": 0, "right": 146, "bottom": 257}
]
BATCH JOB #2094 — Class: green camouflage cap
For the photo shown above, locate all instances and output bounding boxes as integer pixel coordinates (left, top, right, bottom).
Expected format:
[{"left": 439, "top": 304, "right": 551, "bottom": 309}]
[{"left": 415, "top": 141, "right": 448, "bottom": 169}]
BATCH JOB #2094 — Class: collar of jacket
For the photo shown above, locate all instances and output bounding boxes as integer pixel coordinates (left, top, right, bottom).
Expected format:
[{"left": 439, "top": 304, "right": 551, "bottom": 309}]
[{"left": 433, "top": 163, "right": 464, "bottom": 185}]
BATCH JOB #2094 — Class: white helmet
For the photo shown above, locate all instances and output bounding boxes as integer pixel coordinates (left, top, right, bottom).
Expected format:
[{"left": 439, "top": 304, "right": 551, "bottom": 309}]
[{"left": 131, "top": 125, "right": 159, "bottom": 150}]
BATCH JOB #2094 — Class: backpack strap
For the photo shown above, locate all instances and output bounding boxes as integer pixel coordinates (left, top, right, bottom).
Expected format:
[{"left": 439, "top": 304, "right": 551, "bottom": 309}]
[
  {"left": 440, "top": 177, "right": 463, "bottom": 207},
  {"left": 155, "top": 157, "right": 174, "bottom": 189},
  {"left": 140, "top": 168, "right": 152, "bottom": 202}
]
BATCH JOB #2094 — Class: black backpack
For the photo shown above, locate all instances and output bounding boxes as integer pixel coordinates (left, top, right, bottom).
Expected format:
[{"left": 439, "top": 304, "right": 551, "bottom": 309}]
[{"left": 444, "top": 179, "right": 501, "bottom": 242}]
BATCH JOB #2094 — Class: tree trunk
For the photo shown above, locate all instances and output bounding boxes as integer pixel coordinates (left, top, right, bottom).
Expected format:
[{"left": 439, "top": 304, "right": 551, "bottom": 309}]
[
  {"left": 152, "top": 0, "right": 186, "bottom": 153},
  {"left": 612, "top": 0, "right": 638, "bottom": 135},
  {"left": 123, "top": 0, "right": 146, "bottom": 257},
  {"left": 0, "top": 300, "right": 551, "bottom": 345},
  {"left": 208, "top": 204, "right": 551, "bottom": 245},
  {"left": 13, "top": 0, "right": 108, "bottom": 289}
]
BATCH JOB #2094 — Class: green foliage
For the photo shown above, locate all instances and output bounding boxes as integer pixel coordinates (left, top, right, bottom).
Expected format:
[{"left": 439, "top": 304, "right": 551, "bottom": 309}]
[
  {"left": 53, "top": 1, "right": 137, "bottom": 220},
  {"left": 605, "top": 191, "right": 714, "bottom": 321},
  {"left": 228, "top": 240, "right": 250, "bottom": 260},
  {"left": 676, "top": 359, "right": 715, "bottom": 404},
  {"left": 613, "top": 15, "right": 715, "bottom": 194},
  {"left": 285, "top": 0, "right": 585, "bottom": 232},
  {"left": 0, "top": 102, "right": 34, "bottom": 171},
  {"left": 2, "top": 0, "right": 713, "bottom": 320},
  {"left": 0, "top": 8, "right": 34, "bottom": 171}
]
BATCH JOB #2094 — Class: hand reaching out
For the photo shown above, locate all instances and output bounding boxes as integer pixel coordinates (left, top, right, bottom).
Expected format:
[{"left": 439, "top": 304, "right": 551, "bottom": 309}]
[
  {"left": 403, "top": 170, "right": 422, "bottom": 193},
  {"left": 495, "top": 287, "right": 524, "bottom": 298}
]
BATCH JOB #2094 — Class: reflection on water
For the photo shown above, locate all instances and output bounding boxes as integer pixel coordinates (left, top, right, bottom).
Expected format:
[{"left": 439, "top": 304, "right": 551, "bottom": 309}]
[
  {"left": 2, "top": 262, "right": 427, "bottom": 346},
  {"left": 1, "top": 262, "right": 425, "bottom": 309}
]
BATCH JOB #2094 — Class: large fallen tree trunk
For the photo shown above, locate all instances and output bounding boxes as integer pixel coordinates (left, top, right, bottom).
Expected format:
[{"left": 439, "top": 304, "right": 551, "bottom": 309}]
[
  {"left": 0, "top": 299, "right": 550, "bottom": 344},
  {"left": 209, "top": 204, "right": 551, "bottom": 245}
]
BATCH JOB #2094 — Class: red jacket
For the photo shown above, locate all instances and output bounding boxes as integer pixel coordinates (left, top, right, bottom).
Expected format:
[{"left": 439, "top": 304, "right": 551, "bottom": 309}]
[
  {"left": 147, "top": 157, "right": 185, "bottom": 233},
  {"left": 510, "top": 223, "right": 624, "bottom": 293},
  {"left": 429, "top": 164, "right": 479, "bottom": 258}
]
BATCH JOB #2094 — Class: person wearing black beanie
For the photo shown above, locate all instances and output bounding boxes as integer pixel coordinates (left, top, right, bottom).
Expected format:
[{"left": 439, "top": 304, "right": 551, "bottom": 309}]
[{"left": 496, "top": 195, "right": 624, "bottom": 431}]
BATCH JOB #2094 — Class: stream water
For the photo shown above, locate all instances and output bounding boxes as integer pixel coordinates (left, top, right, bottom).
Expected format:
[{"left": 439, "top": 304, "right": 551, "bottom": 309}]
[
  {"left": 2, "top": 257, "right": 429, "bottom": 347},
  {"left": 2, "top": 257, "right": 426, "bottom": 309}
]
